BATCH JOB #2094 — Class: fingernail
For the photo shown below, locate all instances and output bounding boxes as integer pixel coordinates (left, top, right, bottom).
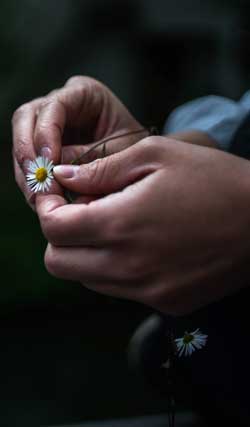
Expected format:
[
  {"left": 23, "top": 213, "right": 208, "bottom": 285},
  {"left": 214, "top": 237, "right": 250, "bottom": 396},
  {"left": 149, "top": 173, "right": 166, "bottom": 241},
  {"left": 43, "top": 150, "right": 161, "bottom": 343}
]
[
  {"left": 53, "top": 165, "right": 79, "bottom": 178},
  {"left": 40, "top": 146, "right": 52, "bottom": 159}
]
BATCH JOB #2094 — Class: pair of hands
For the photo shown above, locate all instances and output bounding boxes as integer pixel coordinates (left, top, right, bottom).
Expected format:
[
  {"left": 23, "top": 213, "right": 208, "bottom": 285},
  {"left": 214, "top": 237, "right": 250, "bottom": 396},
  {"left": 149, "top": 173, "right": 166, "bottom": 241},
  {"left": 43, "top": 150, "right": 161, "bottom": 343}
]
[{"left": 12, "top": 76, "right": 250, "bottom": 315}]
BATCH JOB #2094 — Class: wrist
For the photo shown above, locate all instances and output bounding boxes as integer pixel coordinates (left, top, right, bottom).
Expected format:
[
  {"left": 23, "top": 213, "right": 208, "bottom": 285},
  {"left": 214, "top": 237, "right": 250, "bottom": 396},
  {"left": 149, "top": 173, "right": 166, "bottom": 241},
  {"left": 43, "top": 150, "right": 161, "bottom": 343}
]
[{"left": 167, "top": 130, "right": 218, "bottom": 149}]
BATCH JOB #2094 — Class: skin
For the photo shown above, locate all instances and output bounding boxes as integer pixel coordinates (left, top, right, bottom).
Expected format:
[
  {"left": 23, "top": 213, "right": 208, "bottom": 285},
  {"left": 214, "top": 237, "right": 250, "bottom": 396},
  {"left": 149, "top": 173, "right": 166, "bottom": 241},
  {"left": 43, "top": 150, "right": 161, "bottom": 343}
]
[
  {"left": 12, "top": 76, "right": 148, "bottom": 208},
  {"left": 12, "top": 76, "right": 250, "bottom": 315}
]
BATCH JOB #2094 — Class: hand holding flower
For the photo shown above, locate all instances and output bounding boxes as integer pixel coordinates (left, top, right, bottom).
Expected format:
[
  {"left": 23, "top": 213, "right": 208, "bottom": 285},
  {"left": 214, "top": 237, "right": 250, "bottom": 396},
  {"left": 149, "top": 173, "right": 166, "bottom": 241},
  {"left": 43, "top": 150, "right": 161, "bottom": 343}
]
[
  {"left": 35, "top": 136, "right": 250, "bottom": 315},
  {"left": 12, "top": 75, "right": 147, "bottom": 207}
]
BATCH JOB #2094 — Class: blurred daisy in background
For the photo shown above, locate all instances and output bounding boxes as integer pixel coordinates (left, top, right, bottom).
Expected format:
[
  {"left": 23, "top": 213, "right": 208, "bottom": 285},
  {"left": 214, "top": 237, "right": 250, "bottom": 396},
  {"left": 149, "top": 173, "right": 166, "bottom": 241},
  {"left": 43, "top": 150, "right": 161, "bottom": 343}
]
[
  {"left": 26, "top": 156, "right": 54, "bottom": 193},
  {"left": 175, "top": 328, "right": 208, "bottom": 357}
]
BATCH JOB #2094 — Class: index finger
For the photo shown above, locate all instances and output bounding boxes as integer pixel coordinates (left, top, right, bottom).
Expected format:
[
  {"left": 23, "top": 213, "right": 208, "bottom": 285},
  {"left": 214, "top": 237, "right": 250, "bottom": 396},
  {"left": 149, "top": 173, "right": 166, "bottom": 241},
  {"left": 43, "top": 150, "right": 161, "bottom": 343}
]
[
  {"left": 12, "top": 97, "right": 64, "bottom": 204},
  {"left": 33, "top": 78, "right": 108, "bottom": 162},
  {"left": 12, "top": 98, "right": 42, "bottom": 168}
]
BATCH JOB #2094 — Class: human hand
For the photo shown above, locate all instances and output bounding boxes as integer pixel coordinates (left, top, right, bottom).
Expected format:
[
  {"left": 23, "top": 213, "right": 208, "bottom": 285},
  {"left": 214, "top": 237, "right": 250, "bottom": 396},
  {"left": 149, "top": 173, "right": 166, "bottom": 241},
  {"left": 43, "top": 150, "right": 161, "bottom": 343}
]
[
  {"left": 12, "top": 75, "right": 146, "bottom": 208},
  {"left": 169, "top": 130, "right": 218, "bottom": 148},
  {"left": 36, "top": 137, "right": 250, "bottom": 315}
]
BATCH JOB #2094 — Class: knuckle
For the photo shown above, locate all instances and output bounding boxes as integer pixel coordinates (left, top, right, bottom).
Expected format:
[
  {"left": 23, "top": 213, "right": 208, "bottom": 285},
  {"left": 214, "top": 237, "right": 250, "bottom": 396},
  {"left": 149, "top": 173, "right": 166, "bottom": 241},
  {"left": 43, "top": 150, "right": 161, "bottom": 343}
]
[
  {"left": 12, "top": 103, "right": 31, "bottom": 123},
  {"left": 38, "top": 96, "right": 60, "bottom": 113},
  {"left": 35, "top": 119, "right": 57, "bottom": 147},
  {"left": 74, "top": 85, "right": 87, "bottom": 102},
  {"left": 136, "top": 138, "right": 157, "bottom": 160},
  {"left": 73, "top": 79, "right": 102, "bottom": 102},
  {"left": 136, "top": 136, "right": 166, "bottom": 163},
  {"left": 141, "top": 136, "right": 165, "bottom": 151},
  {"left": 40, "top": 211, "right": 60, "bottom": 245},
  {"left": 83, "top": 158, "right": 106, "bottom": 189},
  {"left": 34, "top": 127, "right": 47, "bottom": 147},
  {"left": 65, "top": 75, "right": 84, "bottom": 86},
  {"left": 65, "top": 76, "right": 105, "bottom": 104},
  {"left": 39, "top": 97, "right": 52, "bottom": 109},
  {"left": 139, "top": 136, "right": 158, "bottom": 153},
  {"left": 66, "top": 75, "right": 101, "bottom": 89},
  {"left": 85, "top": 77, "right": 103, "bottom": 91},
  {"left": 44, "top": 245, "right": 61, "bottom": 277},
  {"left": 46, "top": 88, "right": 59, "bottom": 99},
  {"left": 138, "top": 136, "right": 155, "bottom": 148}
]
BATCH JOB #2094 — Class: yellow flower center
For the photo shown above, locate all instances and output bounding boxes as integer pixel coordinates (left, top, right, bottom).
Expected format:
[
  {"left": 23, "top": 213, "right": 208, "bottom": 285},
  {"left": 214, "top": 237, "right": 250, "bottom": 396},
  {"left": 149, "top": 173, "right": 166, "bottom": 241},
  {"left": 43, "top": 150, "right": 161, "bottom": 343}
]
[
  {"left": 183, "top": 333, "right": 194, "bottom": 344},
  {"left": 35, "top": 167, "right": 48, "bottom": 182}
]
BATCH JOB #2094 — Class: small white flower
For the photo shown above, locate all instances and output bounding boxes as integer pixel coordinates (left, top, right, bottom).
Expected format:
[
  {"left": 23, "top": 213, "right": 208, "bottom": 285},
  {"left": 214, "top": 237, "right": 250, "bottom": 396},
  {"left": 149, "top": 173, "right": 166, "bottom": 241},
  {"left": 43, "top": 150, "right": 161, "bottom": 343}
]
[
  {"left": 26, "top": 156, "right": 54, "bottom": 193},
  {"left": 175, "top": 328, "right": 208, "bottom": 357}
]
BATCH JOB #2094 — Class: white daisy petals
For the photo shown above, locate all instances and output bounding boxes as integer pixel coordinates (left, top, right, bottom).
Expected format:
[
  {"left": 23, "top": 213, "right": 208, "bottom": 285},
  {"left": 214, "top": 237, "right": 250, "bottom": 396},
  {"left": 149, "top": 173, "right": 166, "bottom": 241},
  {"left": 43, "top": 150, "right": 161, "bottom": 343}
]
[
  {"left": 175, "top": 328, "right": 208, "bottom": 357},
  {"left": 26, "top": 156, "right": 54, "bottom": 193}
]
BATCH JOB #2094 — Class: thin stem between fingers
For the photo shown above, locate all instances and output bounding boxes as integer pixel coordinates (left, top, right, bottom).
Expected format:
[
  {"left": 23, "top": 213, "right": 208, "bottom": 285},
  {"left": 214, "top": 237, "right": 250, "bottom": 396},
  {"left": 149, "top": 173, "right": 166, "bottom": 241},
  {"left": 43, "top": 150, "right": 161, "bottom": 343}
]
[{"left": 71, "top": 127, "right": 153, "bottom": 165}]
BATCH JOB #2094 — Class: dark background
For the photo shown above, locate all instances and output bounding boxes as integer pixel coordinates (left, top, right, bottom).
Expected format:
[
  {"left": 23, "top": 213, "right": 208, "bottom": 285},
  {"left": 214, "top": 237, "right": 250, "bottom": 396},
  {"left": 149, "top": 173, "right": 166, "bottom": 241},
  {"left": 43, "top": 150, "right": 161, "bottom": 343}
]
[{"left": 1, "top": 1, "right": 250, "bottom": 426}]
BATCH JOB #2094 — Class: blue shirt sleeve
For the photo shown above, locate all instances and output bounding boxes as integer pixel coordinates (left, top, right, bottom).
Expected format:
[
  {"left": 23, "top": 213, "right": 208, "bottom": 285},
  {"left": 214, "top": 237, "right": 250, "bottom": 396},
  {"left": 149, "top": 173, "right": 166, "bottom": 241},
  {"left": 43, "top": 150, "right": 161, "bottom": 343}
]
[{"left": 164, "top": 91, "right": 250, "bottom": 151}]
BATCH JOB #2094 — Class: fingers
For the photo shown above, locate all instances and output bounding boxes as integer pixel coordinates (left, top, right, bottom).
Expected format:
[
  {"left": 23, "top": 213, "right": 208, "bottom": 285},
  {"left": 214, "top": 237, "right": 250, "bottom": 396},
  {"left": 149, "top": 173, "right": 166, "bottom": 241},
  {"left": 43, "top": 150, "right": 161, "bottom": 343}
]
[
  {"left": 12, "top": 98, "right": 42, "bottom": 168},
  {"left": 44, "top": 243, "right": 151, "bottom": 287},
  {"left": 51, "top": 137, "right": 163, "bottom": 243},
  {"left": 12, "top": 77, "right": 106, "bottom": 184},
  {"left": 44, "top": 243, "right": 116, "bottom": 282},
  {"left": 61, "top": 126, "right": 149, "bottom": 165},
  {"left": 53, "top": 137, "right": 163, "bottom": 195},
  {"left": 12, "top": 96, "right": 64, "bottom": 205},
  {"left": 12, "top": 98, "right": 46, "bottom": 202},
  {"left": 13, "top": 156, "right": 36, "bottom": 209},
  {"left": 32, "top": 78, "right": 110, "bottom": 167},
  {"left": 36, "top": 193, "right": 117, "bottom": 246},
  {"left": 34, "top": 98, "right": 65, "bottom": 164},
  {"left": 12, "top": 75, "right": 145, "bottom": 216}
]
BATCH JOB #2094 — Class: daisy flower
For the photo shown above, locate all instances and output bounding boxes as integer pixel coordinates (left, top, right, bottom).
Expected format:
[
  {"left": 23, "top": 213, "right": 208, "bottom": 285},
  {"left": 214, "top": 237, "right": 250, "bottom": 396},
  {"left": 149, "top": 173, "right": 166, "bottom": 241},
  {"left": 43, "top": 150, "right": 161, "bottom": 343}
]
[
  {"left": 26, "top": 156, "right": 54, "bottom": 193},
  {"left": 175, "top": 328, "right": 208, "bottom": 357}
]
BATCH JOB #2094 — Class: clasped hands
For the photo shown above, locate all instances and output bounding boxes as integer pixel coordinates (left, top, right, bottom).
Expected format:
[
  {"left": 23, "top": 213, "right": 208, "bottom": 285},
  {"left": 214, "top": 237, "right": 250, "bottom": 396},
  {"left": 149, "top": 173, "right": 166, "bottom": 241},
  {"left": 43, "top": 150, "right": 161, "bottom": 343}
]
[{"left": 12, "top": 76, "right": 250, "bottom": 315}]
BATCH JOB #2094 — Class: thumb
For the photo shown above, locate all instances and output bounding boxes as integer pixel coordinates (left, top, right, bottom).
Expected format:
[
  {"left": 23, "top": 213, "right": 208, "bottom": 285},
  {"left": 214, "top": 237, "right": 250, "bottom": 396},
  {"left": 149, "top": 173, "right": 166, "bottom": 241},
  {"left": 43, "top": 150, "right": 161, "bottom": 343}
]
[{"left": 53, "top": 137, "right": 160, "bottom": 195}]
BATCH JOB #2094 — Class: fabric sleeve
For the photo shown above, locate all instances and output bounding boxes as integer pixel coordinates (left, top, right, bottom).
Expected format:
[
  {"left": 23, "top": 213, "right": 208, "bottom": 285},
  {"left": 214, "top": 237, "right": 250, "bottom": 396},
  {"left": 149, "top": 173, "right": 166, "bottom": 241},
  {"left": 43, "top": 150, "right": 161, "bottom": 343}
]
[{"left": 163, "top": 91, "right": 250, "bottom": 151}]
